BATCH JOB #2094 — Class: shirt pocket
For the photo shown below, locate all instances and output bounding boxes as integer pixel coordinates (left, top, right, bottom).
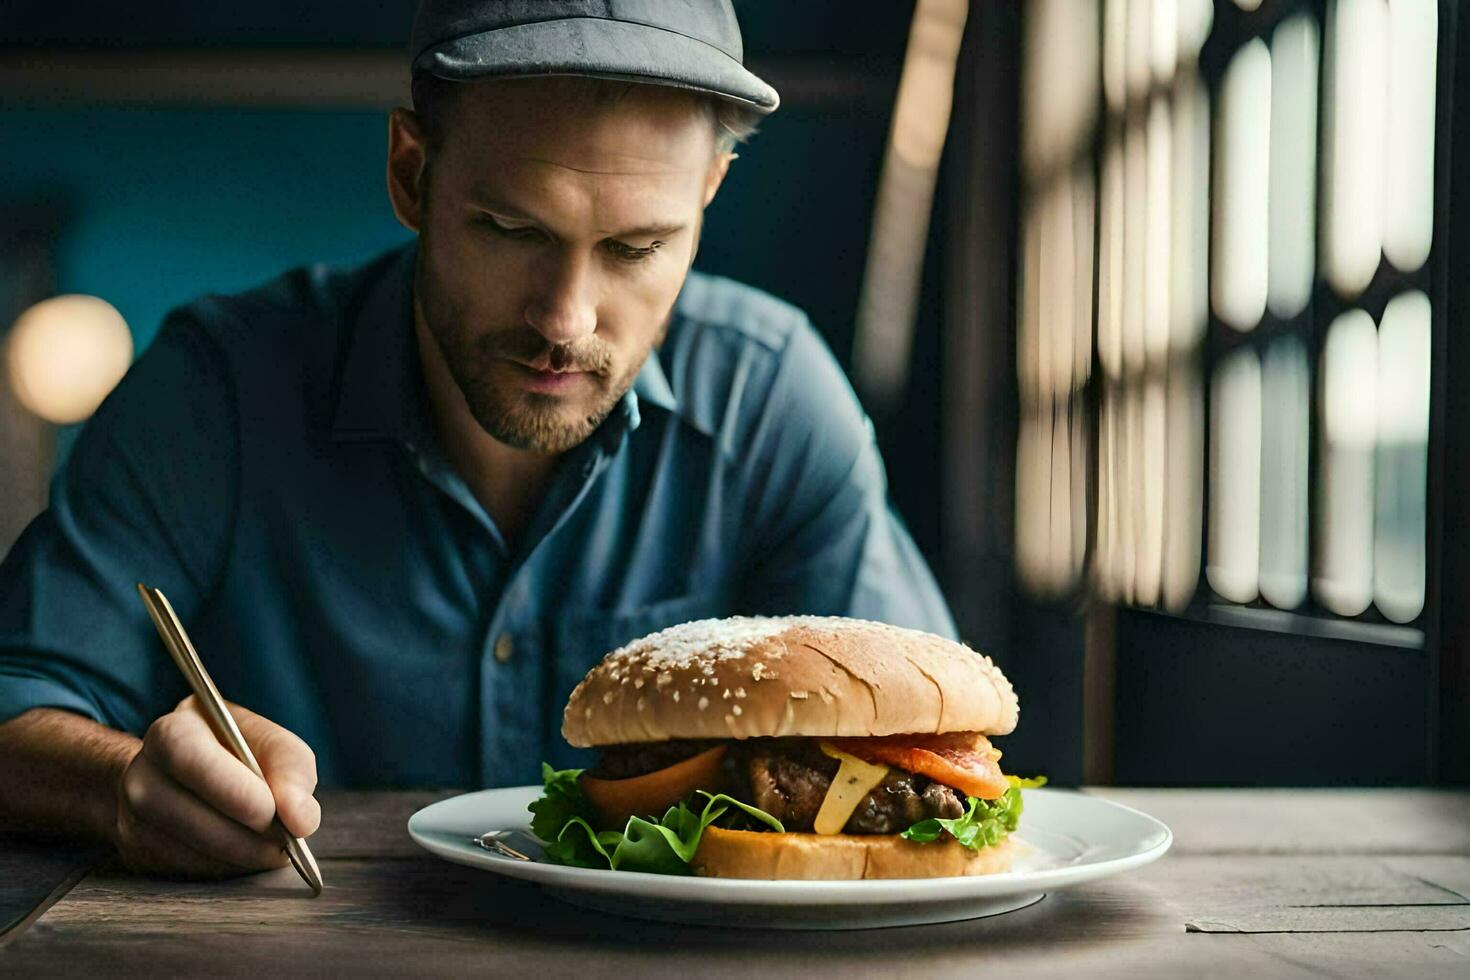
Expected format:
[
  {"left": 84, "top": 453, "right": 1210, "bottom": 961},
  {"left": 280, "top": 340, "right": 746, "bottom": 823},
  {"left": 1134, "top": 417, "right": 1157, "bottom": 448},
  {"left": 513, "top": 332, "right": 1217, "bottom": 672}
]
[{"left": 543, "top": 592, "right": 729, "bottom": 768}]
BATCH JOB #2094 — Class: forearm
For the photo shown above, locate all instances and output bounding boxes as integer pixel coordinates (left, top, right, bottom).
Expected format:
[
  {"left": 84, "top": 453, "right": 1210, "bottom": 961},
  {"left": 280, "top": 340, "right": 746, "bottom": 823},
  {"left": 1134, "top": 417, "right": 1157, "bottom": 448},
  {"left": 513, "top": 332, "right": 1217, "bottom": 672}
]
[{"left": 0, "top": 707, "right": 139, "bottom": 846}]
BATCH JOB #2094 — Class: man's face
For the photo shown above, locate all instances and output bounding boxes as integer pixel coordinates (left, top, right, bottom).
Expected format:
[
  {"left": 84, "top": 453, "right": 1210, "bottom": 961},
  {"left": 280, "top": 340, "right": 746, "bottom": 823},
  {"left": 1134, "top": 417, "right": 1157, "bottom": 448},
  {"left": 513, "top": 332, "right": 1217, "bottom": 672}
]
[{"left": 395, "top": 78, "right": 729, "bottom": 454}]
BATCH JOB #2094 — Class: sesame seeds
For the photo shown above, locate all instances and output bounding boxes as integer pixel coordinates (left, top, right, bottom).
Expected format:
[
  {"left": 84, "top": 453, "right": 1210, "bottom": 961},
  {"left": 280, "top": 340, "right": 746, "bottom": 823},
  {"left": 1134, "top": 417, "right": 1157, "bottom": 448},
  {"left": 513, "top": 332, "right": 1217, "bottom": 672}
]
[
  {"left": 732, "top": 704, "right": 743, "bottom": 716},
  {"left": 606, "top": 617, "right": 792, "bottom": 671},
  {"left": 602, "top": 690, "right": 616, "bottom": 704},
  {"left": 634, "top": 677, "right": 645, "bottom": 690},
  {"left": 751, "top": 662, "right": 770, "bottom": 681},
  {"left": 672, "top": 690, "right": 681, "bottom": 703},
  {"left": 656, "top": 672, "right": 673, "bottom": 688},
  {"left": 722, "top": 688, "right": 732, "bottom": 700},
  {"left": 734, "top": 687, "right": 747, "bottom": 699},
  {"left": 698, "top": 696, "right": 710, "bottom": 710},
  {"left": 791, "top": 691, "right": 809, "bottom": 699}
]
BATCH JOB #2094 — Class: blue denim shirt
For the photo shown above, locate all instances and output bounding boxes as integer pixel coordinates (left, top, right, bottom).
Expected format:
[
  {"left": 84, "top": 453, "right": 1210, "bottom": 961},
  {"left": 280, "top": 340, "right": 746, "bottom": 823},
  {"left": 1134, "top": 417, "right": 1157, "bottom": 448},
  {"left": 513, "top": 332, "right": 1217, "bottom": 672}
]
[{"left": 0, "top": 242, "right": 955, "bottom": 788}]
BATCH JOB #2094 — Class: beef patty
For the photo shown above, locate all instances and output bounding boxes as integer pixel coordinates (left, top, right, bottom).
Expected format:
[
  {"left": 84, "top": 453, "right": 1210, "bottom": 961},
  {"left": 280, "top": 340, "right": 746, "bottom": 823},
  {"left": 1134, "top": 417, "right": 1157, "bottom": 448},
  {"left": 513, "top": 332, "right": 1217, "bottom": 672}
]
[
  {"left": 589, "top": 738, "right": 967, "bottom": 834},
  {"left": 725, "top": 739, "right": 966, "bottom": 834}
]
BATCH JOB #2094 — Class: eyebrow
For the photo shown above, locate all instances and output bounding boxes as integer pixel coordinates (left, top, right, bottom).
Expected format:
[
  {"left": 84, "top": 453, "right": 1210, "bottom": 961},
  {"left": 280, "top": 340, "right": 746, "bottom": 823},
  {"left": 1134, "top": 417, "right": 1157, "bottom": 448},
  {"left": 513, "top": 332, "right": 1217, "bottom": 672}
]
[{"left": 469, "top": 196, "right": 685, "bottom": 241}]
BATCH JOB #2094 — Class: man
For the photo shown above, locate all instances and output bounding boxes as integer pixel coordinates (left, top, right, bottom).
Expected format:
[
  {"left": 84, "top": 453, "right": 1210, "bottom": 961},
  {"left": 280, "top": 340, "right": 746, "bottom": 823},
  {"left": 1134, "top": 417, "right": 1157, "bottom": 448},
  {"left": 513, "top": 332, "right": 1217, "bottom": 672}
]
[{"left": 0, "top": 1, "right": 953, "bottom": 879}]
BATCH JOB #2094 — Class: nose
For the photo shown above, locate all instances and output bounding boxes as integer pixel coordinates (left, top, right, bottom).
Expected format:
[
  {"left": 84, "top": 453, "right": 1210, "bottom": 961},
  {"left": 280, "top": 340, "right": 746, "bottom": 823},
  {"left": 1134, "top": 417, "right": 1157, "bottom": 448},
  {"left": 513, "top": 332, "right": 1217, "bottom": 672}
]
[{"left": 524, "top": 250, "right": 597, "bottom": 346}]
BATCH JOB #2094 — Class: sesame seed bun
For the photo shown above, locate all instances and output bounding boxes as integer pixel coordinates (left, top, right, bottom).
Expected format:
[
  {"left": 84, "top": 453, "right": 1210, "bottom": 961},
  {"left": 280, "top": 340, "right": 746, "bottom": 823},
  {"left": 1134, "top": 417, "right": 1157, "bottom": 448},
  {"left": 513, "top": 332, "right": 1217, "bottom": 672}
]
[{"left": 561, "top": 616, "right": 1018, "bottom": 747}]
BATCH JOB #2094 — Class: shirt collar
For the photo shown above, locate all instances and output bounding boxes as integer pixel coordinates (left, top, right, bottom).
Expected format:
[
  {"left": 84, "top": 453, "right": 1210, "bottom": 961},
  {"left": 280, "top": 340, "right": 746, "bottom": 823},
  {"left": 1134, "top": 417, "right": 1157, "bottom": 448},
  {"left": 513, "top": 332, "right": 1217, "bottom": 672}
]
[
  {"left": 328, "top": 242, "right": 421, "bottom": 444},
  {"left": 631, "top": 345, "right": 678, "bottom": 417},
  {"left": 589, "top": 353, "right": 677, "bottom": 453},
  {"left": 328, "top": 240, "right": 685, "bottom": 447}
]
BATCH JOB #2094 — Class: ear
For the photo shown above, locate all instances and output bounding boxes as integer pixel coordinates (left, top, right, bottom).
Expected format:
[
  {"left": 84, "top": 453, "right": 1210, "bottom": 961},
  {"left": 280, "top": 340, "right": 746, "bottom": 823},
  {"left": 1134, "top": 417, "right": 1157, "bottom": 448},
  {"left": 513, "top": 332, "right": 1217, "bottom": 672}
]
[
  {"left": 702, "top": 151, "right": 736, "bottom": 208},
  {"left": 387, "top": 108, "right": 430, "bottom": 232}
]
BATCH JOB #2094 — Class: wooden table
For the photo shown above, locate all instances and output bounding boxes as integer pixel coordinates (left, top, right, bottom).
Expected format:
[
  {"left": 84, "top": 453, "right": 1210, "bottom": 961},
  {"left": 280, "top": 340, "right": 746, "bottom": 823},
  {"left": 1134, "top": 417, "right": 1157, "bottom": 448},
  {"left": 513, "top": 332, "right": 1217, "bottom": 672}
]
[{"left": 4, "top": 789, "right": 1469, "bottom": 977}]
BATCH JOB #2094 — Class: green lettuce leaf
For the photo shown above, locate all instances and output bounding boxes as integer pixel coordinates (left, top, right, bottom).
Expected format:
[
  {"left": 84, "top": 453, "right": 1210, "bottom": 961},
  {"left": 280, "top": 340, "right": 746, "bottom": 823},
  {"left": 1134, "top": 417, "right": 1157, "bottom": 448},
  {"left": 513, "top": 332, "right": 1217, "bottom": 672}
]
[
  {"left": 698, "top": 790, "right": 786, "bottom": 834},
  {"left": 901, "top": 774, "right": 1048, "bottom": 850},
  {"left": 526, "top": 767, "right": 785, "bottom": 874}
]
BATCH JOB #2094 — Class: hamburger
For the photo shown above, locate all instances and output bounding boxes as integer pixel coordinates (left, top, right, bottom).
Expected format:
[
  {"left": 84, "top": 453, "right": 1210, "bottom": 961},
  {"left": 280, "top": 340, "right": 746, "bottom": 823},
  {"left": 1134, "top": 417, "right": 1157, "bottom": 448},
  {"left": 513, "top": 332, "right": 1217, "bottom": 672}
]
[{"left": 529, "top": 616, "right": 1041, "bottom": 879}]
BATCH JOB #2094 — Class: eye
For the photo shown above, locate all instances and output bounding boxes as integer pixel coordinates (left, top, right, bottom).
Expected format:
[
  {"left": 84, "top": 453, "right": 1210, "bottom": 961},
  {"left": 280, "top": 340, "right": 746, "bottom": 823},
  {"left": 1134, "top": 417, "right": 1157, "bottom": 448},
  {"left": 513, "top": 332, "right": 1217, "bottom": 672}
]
[
  {"left": 606, "top": 239, "right": 665, "bottom": 263},
  {"left": 477, "top": 214, "right": 543, "bottom": 242}
]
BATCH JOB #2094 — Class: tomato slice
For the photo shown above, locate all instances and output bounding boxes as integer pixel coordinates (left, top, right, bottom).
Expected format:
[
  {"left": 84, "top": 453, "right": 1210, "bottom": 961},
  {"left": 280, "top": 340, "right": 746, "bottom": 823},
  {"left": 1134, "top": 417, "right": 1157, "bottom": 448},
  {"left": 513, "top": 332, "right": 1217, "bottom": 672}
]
[
  {"left": 580, "top": 746, "right": 728, "bottom": 827},
  {"left": 831, "top": 732, "right": 1009, "bottom": 800}
]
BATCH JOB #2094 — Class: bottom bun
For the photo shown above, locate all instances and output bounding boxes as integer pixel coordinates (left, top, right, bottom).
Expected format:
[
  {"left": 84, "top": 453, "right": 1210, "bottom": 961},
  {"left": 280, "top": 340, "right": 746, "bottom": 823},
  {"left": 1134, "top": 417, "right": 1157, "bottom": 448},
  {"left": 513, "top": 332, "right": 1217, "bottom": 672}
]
[{"left": 690, "top": 826, "right": 1017, "bottom": 880}]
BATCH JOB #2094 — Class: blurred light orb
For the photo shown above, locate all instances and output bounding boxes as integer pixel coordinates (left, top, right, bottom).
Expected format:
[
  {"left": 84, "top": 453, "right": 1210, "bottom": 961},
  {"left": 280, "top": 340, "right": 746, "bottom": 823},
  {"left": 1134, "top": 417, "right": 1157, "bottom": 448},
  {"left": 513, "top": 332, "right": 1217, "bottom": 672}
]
[{"left": 7, "top": 295, "right": 133, "bottom": 424}]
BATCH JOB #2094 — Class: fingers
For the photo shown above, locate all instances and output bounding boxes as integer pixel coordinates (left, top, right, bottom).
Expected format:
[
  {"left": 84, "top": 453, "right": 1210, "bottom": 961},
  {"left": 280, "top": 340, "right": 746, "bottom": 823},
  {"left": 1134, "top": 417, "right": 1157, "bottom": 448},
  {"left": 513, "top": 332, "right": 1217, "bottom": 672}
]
[
  {"left": 144, "top": 702, "right": 279, "bottom": 834},
  {"left": 272, "top": 784, "right": 322, "bottom": 841},
  {"left": 229, "top": 703, "right": 321, "bottom": 839},
  {"left": 134, "top": 695, "right": 321, "bottom": 876},
  {"left": 120, "top": 749, "right": 289, "bottom": 871}
]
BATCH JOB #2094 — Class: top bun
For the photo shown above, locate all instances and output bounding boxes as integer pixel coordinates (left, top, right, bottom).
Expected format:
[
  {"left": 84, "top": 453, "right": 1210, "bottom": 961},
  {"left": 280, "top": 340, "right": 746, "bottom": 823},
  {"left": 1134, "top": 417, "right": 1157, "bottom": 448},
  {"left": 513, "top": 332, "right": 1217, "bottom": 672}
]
[{"left": 562, "top": 616, "right": 1018, "bottom": 747}]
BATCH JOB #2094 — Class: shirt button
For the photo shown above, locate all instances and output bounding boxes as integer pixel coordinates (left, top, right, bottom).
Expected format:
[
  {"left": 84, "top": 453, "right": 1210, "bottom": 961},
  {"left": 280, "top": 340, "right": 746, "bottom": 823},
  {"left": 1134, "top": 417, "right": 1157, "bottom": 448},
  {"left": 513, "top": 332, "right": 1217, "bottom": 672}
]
[{"left": 493, "top": 633, "right": 514, "bottom": 664}]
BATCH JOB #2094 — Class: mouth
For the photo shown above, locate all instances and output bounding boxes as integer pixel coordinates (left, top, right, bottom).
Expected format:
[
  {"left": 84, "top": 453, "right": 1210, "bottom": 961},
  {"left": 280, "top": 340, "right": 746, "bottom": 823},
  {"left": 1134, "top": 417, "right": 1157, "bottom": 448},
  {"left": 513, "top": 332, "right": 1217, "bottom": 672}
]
[{"left": 504, "top": 358, "right": 589, "bottom": 394}]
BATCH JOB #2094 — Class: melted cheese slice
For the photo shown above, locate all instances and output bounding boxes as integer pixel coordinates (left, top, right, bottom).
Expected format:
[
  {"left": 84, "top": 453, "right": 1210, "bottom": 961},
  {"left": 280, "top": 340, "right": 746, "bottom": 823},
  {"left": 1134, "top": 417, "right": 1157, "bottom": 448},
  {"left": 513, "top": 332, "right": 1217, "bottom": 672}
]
[{"left": 813, "top": 742, "right": 890, "bottom": 835}]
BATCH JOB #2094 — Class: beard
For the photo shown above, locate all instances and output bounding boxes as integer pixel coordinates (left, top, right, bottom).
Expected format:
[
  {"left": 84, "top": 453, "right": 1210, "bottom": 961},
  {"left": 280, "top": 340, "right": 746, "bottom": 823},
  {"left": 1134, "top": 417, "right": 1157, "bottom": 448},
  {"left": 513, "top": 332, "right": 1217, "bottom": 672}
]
[
  {"left": 436, "top": 319, "right": 640, "bottom": 455},
  {"left": 415, "top": 261, "right": 650, "bottom": 455}
]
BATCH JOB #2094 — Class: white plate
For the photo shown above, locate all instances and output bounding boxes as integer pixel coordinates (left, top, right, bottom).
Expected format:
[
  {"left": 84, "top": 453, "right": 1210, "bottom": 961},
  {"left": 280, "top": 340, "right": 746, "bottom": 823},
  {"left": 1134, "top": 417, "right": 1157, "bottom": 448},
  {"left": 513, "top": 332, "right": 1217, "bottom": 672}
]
[{"left": 407, "top": 786, "right": 1171, "bottom": 930}]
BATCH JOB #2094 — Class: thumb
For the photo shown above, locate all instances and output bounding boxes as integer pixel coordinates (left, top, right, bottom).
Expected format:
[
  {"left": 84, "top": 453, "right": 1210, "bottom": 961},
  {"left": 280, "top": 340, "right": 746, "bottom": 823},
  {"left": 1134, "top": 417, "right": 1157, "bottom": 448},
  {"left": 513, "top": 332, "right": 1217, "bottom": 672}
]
[{"left": 229, "top": 701, "right": 322, "bottom": 839}]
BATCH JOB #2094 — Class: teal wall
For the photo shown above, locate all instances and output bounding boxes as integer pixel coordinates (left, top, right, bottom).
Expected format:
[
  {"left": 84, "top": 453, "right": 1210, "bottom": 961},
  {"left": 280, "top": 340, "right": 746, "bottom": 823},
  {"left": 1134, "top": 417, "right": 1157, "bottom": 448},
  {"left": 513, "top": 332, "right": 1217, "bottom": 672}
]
[{"left": 3, "top": 106, "right": 411, "bottom": 353}]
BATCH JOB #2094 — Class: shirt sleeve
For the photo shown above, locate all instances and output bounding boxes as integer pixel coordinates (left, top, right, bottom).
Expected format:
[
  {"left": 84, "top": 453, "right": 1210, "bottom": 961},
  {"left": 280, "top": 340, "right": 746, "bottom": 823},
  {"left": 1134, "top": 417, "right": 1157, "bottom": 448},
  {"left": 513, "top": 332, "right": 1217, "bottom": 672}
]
[
  {"left": 0, "top": 309, "right": 238, "bottom": 734},
  {"left": 734, "top": 320, "right": 957, "bottom": 639}
]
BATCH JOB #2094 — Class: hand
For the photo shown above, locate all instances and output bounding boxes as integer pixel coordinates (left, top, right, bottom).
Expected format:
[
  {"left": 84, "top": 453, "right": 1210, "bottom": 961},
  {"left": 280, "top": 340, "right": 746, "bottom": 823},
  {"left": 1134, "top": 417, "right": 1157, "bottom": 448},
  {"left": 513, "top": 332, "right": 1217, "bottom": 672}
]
[{"left": 112, "top": 696, "right": 320, "bottom": 877}]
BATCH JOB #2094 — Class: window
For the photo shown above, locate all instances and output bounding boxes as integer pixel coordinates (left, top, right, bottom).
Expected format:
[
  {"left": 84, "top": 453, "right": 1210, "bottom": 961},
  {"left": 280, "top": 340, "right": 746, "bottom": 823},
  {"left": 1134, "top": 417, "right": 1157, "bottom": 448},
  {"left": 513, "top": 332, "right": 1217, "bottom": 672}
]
[
  {"left": 1017, "top": 0, "right": 1439, "bottom": 629},
  {"left": 985, "top": 0, "right": 1456, "bottom": 785}
]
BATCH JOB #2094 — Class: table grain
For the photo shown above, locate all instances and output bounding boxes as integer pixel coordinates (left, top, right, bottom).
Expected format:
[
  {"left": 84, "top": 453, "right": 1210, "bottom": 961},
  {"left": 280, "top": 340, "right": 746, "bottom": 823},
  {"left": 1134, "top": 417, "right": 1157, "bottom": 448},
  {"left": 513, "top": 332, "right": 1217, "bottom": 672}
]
[{"left": 4, "top": 789, "right": 1468, "bottom": 978}]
